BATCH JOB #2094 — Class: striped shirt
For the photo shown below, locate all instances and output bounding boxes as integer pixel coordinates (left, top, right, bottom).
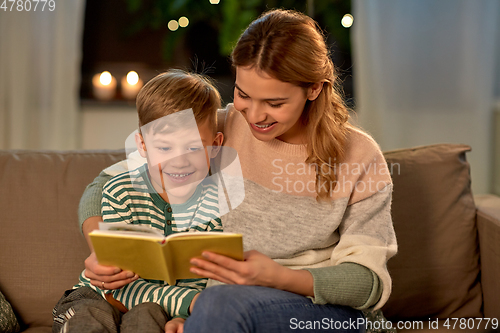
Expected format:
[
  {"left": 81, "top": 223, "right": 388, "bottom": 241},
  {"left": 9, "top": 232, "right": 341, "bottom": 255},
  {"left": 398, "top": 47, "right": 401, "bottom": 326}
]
[{"left": 77, "top": 164, "right": 222, "bottom": 319}]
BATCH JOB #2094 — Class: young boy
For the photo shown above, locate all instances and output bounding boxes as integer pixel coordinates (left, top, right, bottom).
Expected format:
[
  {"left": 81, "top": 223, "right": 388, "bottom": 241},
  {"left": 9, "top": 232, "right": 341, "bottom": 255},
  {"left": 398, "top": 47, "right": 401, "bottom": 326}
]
[{"left": 53, "top": 70, "right": 224, "bottom": 333}]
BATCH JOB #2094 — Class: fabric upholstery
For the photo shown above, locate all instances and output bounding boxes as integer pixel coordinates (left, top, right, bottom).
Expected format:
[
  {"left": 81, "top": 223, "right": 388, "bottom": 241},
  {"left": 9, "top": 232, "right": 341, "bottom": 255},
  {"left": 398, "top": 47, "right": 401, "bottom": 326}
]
[
  {"left": 0, "top": 145, "right": 494, "bottom": 331},
  {"left": 382, "top": 144, "right": 481, "bottom": 320},
  {"left": 0, "top": 150, "right": 125, "bottom": 330},
  {"left": 475, "top": 194, "right": 500, "bottom": 319}
]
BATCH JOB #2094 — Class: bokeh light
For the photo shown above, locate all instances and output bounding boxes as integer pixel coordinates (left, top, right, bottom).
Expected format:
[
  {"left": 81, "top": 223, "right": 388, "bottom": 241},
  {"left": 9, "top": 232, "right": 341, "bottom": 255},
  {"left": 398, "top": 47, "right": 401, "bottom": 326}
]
[{"left": 341, "top": 14, "right": 354, "bottom": 28}]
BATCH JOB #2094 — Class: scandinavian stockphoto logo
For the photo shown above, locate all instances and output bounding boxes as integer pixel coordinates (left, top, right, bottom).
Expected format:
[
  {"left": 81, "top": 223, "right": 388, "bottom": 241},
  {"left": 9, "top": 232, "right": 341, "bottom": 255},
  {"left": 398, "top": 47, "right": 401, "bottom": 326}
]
[
  {"left": 271, "top": 157, "right": 400, "bottom": 195},
  {"left": 123, "top": 109, "right": 244, "bottom": 218}
]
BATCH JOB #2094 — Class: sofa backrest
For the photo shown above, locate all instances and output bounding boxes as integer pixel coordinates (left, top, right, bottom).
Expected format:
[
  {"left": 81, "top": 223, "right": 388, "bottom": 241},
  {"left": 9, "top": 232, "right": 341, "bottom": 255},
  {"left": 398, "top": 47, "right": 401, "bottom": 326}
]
[
  {"left": 382, "top": 144, "right": 482, "bottom": 320},
  {"left": 0, "top": 150, "right": 125, "bottom": 329},
  {"left": 0, "top": 145, "right": 483, "bottom": 328}
]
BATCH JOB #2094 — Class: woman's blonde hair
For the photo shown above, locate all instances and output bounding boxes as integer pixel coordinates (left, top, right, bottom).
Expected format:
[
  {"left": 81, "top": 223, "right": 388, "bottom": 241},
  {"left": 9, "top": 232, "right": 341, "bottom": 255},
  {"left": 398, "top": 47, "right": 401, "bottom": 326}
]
[
  {"left": 136, "top": 69, "right": 221, "bottom": 135},
  {"left": 231, "top": 9, "right": 351, "bottom": 200}
]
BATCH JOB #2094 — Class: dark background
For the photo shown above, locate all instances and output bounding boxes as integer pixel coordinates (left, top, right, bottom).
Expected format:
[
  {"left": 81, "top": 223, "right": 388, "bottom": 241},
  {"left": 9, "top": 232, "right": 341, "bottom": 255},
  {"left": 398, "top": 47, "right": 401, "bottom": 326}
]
[{"left": 81, "top": 0, "right": 353, "bottom": 106}]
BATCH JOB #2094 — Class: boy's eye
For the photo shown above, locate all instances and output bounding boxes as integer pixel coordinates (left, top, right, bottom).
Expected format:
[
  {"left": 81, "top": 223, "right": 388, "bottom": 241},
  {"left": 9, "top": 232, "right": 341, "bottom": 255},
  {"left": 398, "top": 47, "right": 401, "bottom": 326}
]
[
  {"left": 189, "top": 147, "right": 203, "bottom": 152},
  {"left": 158, "top": 147, "right": 171, "bottom": 152}
]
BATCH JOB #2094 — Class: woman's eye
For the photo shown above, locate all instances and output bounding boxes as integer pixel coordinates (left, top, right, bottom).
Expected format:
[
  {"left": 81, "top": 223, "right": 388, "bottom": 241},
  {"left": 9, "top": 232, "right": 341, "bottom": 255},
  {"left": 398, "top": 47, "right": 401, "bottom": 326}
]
[
  {"left": 269, "top": 103, "right": 283, "bottom": 108},
  {"left": 237, "top": 91, "right": 249, "bottom": 99}
]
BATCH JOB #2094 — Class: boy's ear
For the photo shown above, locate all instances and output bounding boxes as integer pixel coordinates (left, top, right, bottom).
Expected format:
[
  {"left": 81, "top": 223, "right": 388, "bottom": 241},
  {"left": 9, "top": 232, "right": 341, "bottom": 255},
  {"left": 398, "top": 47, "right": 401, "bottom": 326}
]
[
  {"left": 209, "top": 132, "right": 224, "bottom": 158},
  {"left": 307, "top": 81, "right": 324, "bottom": 101},
  {"left": 135, "top": 132, "right": 148, "bottom": 158}
]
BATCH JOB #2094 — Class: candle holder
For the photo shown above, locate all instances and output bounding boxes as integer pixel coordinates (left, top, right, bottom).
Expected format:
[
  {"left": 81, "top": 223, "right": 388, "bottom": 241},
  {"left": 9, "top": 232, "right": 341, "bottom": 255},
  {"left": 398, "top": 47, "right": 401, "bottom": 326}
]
[
  {"left": 121, "top": 71, "right": 143, "bottom": 100},
  {"left": 92, "top": 71, "right": 117, "bottom": 101}
]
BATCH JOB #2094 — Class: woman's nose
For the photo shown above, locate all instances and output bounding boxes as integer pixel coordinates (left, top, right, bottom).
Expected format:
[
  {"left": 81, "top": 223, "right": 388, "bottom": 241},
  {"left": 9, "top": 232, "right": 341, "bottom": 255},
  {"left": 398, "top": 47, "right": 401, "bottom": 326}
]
[{"left": 243, "top": 102, "right": 267, "bottom": 124}]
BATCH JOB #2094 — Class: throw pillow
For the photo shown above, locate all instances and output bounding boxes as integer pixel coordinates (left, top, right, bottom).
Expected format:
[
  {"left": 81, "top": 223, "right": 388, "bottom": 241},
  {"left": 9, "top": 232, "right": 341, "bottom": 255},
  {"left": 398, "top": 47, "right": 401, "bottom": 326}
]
[{"left": 382, "top": 144, "right": 481, "bottom": 320}]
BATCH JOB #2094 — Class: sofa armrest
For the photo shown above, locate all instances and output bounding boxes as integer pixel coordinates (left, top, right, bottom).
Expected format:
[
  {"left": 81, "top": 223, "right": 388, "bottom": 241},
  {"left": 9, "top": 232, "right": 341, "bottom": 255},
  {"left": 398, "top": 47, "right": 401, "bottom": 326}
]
[{"left": 475, "top": 194, "right": 500, "bottom": 319}]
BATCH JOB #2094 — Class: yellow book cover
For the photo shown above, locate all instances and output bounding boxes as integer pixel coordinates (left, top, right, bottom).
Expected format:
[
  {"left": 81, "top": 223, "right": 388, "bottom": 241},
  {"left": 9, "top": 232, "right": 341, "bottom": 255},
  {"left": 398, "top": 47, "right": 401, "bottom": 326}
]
[{"left": 89, "top": 223, "right": 244, "bottom": 286}]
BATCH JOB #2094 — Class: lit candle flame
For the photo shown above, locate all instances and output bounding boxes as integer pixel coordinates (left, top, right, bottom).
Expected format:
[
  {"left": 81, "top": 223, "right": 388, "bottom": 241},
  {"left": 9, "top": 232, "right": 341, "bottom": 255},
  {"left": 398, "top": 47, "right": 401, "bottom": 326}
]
[
  {"left": 127, "top": 71, "right": 139, "bottom": 86},
  {"left": 100, "top": 71, "right": 112, "bottom": 86}
]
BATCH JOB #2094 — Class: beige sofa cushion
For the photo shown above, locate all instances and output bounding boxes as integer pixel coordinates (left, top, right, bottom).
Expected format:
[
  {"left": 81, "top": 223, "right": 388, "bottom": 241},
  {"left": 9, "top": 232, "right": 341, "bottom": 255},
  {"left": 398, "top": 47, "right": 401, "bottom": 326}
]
[
  {"left": 0, "top": 150, "right": 125, "bottom": 330},
  {"left": 475, "top": 194, "right": 500, "bottom": 319},
  {"left": 382, "top": 144, "right": 481, "bottom": 320}
]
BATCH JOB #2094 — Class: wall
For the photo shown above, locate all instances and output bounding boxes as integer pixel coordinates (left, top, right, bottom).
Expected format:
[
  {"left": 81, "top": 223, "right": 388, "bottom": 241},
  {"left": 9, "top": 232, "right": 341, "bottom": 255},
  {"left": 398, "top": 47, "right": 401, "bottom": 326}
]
[
  {"left": 495, "top": 102, "right": 500, "bottom": 196},
  {"left": 353, "top": 0, "right": 500, "bottom": 195},
  {"left": 81, "top": 103, "right": 137, "bottom": 150}
]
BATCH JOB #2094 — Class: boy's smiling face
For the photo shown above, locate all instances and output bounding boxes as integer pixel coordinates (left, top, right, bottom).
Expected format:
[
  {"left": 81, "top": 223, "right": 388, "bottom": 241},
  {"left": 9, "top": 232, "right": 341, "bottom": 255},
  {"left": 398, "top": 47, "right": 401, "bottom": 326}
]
[{"left": 136, "top": 115, "right": 222, "bottom": 205}]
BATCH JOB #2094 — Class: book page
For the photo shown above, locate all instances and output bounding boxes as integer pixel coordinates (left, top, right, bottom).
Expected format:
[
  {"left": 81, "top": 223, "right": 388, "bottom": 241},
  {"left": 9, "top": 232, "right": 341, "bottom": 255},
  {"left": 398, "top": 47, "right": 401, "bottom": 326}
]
[
  {"left": 95, "top": 222, "right": 165, "bottom": 240},
  {"left": 166, "top": 231, "right": 240, "bottom": 240}
]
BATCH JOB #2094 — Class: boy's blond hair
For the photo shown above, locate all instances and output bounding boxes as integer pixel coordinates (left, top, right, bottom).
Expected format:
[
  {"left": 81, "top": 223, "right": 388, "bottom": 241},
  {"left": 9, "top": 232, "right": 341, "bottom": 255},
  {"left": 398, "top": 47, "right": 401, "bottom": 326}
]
[{"left": 136, "top": 69, "right": 221, "bottom": 135}]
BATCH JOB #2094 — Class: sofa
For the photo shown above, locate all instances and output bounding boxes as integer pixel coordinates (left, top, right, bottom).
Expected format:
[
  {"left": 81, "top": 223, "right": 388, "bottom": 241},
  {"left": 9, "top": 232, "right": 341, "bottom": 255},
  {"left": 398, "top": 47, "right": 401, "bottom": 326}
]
[{"left": 0, "top": 144, "right": 498, "bottom": 332}]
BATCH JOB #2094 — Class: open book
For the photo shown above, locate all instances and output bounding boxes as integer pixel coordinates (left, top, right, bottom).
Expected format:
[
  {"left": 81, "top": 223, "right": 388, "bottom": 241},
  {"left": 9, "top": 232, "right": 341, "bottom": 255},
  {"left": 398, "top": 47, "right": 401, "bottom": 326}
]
[{"left": 90, "top": 223, "right": 244, "bottom": 286}]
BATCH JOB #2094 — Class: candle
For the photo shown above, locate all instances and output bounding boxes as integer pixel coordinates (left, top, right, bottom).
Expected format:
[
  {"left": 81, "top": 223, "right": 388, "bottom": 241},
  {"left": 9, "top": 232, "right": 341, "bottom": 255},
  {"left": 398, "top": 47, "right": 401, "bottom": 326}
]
[
  {"left": 121, "top": 71, "right": 143, "bottom": 100},
  {"left": 92, "top": 71, "right": 117, "bottom": 100}
]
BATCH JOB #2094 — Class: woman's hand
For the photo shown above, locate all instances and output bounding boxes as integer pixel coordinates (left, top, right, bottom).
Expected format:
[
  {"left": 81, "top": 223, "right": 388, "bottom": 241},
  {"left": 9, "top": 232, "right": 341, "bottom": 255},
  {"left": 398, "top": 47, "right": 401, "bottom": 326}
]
[
  {"left": 165, "top": 317, "right": 185, "bottom": 333},
  {"left": 190, "top": 250, "right": 315, "bottom": 296},
  {"left": 190, "top": 250, "right": 286, "bottom": 288},
  {"left": 84, "top": 252, "right": 139, "bottom": 290}
]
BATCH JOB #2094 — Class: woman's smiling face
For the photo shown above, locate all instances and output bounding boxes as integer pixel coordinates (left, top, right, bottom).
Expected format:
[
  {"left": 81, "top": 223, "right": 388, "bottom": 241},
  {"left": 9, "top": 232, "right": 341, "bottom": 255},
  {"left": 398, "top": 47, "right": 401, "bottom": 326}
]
[{"left": 233, "top": 66, "right": 312, "bottom": 144}]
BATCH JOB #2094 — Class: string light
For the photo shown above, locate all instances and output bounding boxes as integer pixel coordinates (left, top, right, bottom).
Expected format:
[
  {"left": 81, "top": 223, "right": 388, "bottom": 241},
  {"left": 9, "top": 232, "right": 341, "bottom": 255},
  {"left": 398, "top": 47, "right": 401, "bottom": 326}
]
[
  {"left": 178, "top": 16, "right": 189, "bottom": 28},
  {"left": 341, "top": 14, "right": 354, "bottom": 28},
  {"left": 168, "top": 20, "right": 179, "bottom": 31}
]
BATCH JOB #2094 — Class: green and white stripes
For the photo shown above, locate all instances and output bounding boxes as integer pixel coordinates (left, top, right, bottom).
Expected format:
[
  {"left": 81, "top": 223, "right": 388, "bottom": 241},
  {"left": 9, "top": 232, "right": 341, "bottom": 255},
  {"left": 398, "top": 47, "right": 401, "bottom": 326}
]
[{"left": 76, "top": 165, "right": 222, "bottom": 319}]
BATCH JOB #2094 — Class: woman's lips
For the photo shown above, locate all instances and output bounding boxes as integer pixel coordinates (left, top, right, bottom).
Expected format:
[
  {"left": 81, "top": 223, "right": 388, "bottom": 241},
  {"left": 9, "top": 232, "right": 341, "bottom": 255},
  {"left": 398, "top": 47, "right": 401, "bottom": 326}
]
[{"left": 250, "top": 122, "right": 277, "bottom": 133}]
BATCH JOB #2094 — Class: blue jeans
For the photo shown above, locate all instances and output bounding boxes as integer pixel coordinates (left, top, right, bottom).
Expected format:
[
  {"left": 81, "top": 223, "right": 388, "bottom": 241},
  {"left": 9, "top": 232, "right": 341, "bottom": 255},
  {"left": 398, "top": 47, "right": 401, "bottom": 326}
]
[{"left": 184, "top": 285, "right": 365, "bottom": 332}]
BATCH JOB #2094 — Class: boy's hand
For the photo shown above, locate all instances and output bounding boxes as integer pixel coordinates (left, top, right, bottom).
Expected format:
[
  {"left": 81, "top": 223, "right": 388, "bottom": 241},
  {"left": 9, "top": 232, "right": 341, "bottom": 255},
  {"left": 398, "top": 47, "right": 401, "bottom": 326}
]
[
  {"left": 189, "top": 293, "right": 200, "bottom": 314},
  {"left": 84, "top": 252, "right": 139, "bottom": 290},
  {"left": 165, "top": 317, "right": 185, "bottom": 333}
]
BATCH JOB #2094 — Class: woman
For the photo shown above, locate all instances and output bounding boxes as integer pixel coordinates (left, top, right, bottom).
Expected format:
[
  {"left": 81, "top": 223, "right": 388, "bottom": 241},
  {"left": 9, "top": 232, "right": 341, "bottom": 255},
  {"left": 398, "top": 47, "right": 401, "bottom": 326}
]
[{"left": 80, "top": 9, "right": 397, "bottom": 333}]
